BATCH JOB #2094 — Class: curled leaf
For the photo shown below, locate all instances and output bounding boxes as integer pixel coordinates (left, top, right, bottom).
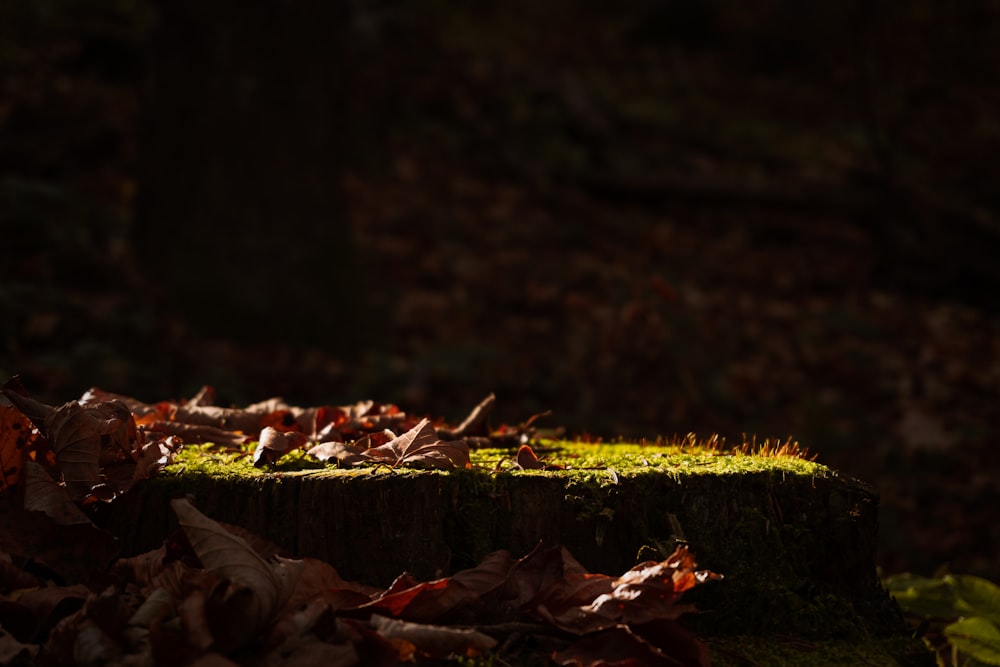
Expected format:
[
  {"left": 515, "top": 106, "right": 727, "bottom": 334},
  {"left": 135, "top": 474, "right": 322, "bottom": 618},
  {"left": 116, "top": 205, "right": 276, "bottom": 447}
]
[
  {"left": 514, "top": 444, "right": 545, "bottom": 470},
  {"left": 437, "top": 394, "right": 495, "bottom": 439},
  {"left": 45, "top": 400, "right": 139, "bottom": 499},
  {"left": 253, "top": 427, "right": 308, "bottom": 467}
]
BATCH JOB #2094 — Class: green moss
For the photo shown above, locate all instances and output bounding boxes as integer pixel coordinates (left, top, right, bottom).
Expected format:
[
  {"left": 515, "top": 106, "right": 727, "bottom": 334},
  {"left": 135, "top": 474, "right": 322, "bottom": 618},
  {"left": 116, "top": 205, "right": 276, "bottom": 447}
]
[
  {"left": 166, "top": 438, "right": 829, "bottom": 482},
  {"left": 473, "top": 440, "right": 829, "bottom": 478}
]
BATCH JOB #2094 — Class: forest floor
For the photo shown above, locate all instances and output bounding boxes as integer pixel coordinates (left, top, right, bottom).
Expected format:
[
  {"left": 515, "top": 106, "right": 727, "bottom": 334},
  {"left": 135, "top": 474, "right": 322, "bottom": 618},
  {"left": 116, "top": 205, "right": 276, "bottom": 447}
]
[{"left": 2, "top": 3, "right": 998, "bottom": 582}]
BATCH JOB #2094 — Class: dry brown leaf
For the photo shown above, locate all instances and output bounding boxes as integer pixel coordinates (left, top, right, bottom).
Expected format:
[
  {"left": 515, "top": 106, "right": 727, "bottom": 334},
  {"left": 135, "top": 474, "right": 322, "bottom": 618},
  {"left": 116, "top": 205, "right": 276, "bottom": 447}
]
[
  {"left": 188, "top": 652, "right": 243, "bottom": 667},
  {"left": 357, "top": 576, "right": 479, "bottom": 624},
  {"left": 363, "top": 418, "right": 470, "bottom": 469},
  {"left": 370, "top": 614, "right": 497, "bottom": 659},
  {"left": 142, "top": 421, "right": 248, "bottom": 447},
  {"left": 253, "top": 426, "right": 308, "bottom": 467},
  {"left": 265, "top": 634, "right": 360, "bottom": 667},
  {"left": 587, "top": 546, "right": 714, "bottom": 626},
  {"left": 514, "top": 443, "right": 549, "bottom": 470},
  {"left": 0, "top": 626, "right": 38, "bottom": 664},
  {"left": 133, "top": 433, "right": 182, "bottom": 482},
  {"left": 1, "top": 376, "right": 56, "bottom": 427},
  {"left": 553, "top": 624, "right": 694, "bottom": 667},
  {"left": 437, "top": 393, "right": 495, "bottom": 439},
  {"left": 307, "top": 441, "right": 367, "bottom": 466},
  {"left": 22, "top": 461, "right": 92, "bottom": 525},
  {"left": 44, "top": 399, "right": 138, "bottom": 499},
  {"left": 0, "top": 406, "right": 37, "bottom": 493},
  {"left": 122, "top": 587, "right": 174, "bottom": 656},
  {"left": 171, "top": 498, "right": 303, "bottom": 631}
]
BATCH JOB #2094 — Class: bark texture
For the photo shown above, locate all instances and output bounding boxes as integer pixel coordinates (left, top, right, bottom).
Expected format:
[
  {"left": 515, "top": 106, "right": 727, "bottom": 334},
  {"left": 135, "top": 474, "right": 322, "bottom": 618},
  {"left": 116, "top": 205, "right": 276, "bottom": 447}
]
[{"left": 95, "top": 466, "right": 904, "bottom": 638}]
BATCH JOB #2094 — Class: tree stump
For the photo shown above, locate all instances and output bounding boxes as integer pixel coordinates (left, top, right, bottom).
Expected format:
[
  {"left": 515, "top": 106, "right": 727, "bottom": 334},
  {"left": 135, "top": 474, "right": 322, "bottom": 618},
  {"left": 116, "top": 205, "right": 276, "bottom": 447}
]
[{"left": 93, "top": 444, "right": 908, "bottom": 643}]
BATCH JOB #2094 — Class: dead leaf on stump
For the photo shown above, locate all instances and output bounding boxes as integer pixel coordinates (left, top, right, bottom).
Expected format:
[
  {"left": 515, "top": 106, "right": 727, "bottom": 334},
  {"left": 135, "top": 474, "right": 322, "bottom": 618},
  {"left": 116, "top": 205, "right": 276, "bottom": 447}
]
[{"left": 362, "top": 418, "right": 471, "bottom": 469}]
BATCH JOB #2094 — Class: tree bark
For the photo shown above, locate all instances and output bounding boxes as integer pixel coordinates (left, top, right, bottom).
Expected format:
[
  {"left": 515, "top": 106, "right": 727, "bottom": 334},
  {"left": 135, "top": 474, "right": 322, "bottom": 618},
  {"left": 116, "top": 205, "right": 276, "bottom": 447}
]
[{"left": 95, "top": 465, "right": 905, "bottom": 638}]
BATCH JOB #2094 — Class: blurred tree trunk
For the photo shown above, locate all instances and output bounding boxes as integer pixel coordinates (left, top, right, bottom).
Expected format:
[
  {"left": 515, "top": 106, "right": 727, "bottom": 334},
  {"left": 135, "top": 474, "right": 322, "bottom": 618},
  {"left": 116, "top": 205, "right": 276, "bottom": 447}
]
[{"left": 134, "top": 0, "right": 361, "bottom": 346}]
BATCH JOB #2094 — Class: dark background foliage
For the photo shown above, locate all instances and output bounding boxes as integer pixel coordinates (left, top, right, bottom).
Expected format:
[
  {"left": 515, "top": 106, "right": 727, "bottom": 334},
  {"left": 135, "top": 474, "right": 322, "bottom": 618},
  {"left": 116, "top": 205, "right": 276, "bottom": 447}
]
[{"left": 1, "top": 0, "right": 998, "bottom": 579}]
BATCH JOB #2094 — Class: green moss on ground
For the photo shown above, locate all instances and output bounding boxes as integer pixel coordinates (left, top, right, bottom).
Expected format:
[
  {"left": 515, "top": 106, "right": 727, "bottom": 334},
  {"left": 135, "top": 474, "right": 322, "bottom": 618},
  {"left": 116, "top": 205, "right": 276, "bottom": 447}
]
[{"left": 167, "top": 438, "right": 829, "bottom": 480}]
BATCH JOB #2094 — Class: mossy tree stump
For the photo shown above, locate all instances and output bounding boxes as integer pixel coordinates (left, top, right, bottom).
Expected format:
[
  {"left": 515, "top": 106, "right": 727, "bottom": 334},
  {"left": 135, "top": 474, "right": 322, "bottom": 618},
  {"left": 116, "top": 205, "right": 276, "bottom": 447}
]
[{"left": 94, "top": 443, "right": 905, "bottom": 642}]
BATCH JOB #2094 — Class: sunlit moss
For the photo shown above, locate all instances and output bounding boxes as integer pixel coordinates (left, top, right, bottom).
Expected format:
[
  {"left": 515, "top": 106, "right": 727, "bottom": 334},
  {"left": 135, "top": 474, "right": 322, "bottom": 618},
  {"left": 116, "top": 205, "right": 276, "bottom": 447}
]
[
  {"left": 167, "top": 437, "right": 829, "bottom": 481},
  {"left": 474, "top": 439, "right": 827, "bottom": 478}
]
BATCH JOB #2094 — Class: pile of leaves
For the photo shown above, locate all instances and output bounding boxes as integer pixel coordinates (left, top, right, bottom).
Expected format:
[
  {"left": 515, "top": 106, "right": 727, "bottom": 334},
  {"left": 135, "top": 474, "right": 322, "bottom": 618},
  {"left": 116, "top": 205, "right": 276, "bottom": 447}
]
[{"left": 0, "top": 378, "right": 719, "bottom": 666}]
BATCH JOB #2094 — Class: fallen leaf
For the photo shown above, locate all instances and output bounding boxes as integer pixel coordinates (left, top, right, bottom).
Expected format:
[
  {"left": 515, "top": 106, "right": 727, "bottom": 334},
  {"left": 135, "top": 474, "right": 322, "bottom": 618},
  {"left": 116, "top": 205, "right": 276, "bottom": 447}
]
[
  {"left": 438, "top": 394, "right": 495, "bottom": 439},
  {"left": 553, "top": 624, "right": 692, "bottom": 667},
  {"left": 0, "top": 406, "right": 37, "bottom": 493},
  {"left": 514, "top": 443, "right": 551, "bottom": 470},
  {"left": 370, "top": 614, "right": 497, "bottom": 659},
  {"left": 253, "top": 426, "right": 308, "bottom": 467},
  {"left": 363, "top": 419, "right": 470, "bottom": 469},
  {"left": 188, "top": 652, "right": 243, "bottom": 667},
  {"left": 307, "top": 441, "right": 368, "bottom": 466},
  {"left": 355, "top": 576, "right": 479, "bottom": 624},
  {"left": 0, "top": 494, "right": 119, "bottom": 584},
  {"left": 121, "top": 587, "right": 174, "bottom": 656},
  {"left": 586, "top": 546, "right": 713, "bottom": 626},
  {"left": 15, "top": 583, "right": 90, "bottom": 641},
  {"left": 264, "top": 634, "right": 360, "bottom": 667},
  {"left": 22, "top": 461, "right": 92, "bottom": 525},
  {"left": 44, "top": 399, "right": 139, "bottom": 499},
  {"left": 1, "top": 376, "right": 56, "bottom": 428},
  {"left": 133, "top": 433, "right": 182, "bottom": 482},
  {"left": 171, "top": 498, "right": 303, "bottom": 631},
  {"left": 281, "top": 557, "right": 378, "bottom": 615},
  {"left": 0, "top": 627, "right": 38, "bottom": 664},
  {"left": 142, "top": 421, "right": 248, "bottom": 447},
  {"left": 0, "top": 557, "right": 41, "bottom": 592}
]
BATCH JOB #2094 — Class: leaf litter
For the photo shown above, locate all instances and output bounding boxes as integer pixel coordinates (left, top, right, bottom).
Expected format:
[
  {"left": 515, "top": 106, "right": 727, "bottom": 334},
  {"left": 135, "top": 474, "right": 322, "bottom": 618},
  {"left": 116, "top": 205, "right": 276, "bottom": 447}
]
[{"left": 0, "top": 376, "right": 720, "bottom": 665}]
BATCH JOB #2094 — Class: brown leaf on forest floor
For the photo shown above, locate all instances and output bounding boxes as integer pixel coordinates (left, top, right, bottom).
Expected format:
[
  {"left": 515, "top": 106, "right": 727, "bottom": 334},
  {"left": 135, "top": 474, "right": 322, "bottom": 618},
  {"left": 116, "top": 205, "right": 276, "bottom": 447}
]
[
  {"left": 0, "top": 494, "right": 119, "bottom": 584},
  {"left": 49, "top": 399, "right": 137, "bottom": 498},
  {"left": 362, "top": 418, "right": 470, "bottom": 469},
  {"left": 0, "top": 406, "right": 38, "bottom": 493},
  {"left": 22, "top": 461, "right": 91, "bottom": 525},
  {"left": 370, "top": 614, "right": 497, "bottom": 660},
  {"left": 280, "top": 557, "right": 378, "bottom": 615},
  {"left": 353, "top": 574, "right": 480, "bottom": 625},
  {"left": 0, "top": 627, "right": 38, "bottom": 664},
  {"left": 1, "top": 376, "right": 56, "bottom": 428},
  {"left": 537, "top": 545, "right": 717, "bottom": 635},
  {"left": 3, "top": 382, "right": 142, "bottom": 500},
  {"left": 171, "top": 498, "right": 303, "bottom": 633},
  {"left": 553, "top": 623, "right": 706, "bottom": 667}
]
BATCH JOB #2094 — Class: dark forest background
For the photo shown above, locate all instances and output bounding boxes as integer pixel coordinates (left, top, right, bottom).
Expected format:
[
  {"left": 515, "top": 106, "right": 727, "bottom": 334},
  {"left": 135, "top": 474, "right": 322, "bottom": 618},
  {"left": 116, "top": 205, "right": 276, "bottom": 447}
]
[{"left": 1, "top": 0, "right": 998, "bottom": 580}]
